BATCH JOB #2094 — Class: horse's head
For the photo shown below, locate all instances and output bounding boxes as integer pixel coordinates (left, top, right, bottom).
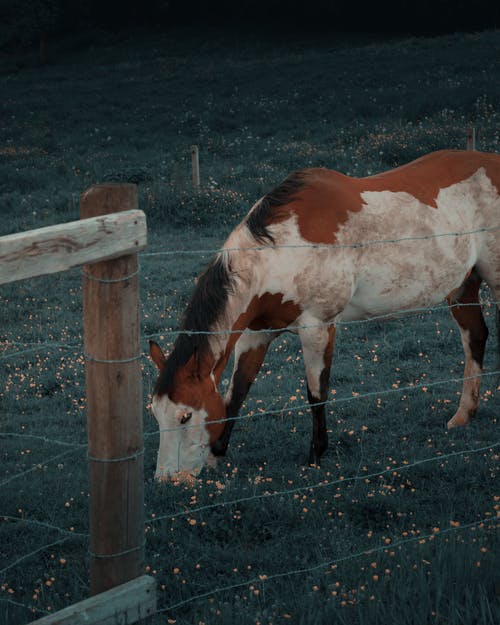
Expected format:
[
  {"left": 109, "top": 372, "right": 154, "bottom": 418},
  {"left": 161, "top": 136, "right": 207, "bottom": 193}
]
[{"left": 149, "top": 341, "right": 226, "bottom": 482}]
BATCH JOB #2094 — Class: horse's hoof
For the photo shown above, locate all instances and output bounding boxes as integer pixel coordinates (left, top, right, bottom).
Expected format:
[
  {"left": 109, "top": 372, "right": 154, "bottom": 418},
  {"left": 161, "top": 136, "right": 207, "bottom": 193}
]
[
  {"left": 447, "top": 412, "right": 471, "bottom": 429},
  {"left": 309, "top": 462, "right": 321, "bottom": 469},
  {"left": 308, "top": 452, "right": 321, "bottom": 468}
]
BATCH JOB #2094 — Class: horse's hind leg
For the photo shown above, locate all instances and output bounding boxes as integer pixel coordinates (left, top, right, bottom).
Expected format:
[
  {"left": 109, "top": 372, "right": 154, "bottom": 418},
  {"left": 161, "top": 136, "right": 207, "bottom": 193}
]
[
  {"left": 299, "top": 323, "right": 335, "bottom": 466},
  {"left": 211, "top": 331, "right": 274, "bottom": 456},
  {"left": 447, "top": 270, "right": 488, "bottom": 428}
]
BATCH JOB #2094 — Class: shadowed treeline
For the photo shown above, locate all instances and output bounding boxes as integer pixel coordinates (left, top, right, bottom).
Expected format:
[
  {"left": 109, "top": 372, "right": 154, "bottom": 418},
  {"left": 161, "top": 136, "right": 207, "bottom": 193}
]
[{"left": 1, "top": 0, "right": 499, "bottom": 56}]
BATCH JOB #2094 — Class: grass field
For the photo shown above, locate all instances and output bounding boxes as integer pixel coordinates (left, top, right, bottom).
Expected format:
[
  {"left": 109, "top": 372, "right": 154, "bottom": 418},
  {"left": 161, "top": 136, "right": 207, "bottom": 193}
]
[{"left": 1, "top": 26, "right": 500, "bottom": 625}]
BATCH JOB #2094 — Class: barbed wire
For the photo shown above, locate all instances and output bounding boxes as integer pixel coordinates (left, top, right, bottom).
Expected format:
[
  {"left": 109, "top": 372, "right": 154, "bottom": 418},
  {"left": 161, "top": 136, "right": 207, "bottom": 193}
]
[
  {"left": 1, "top": 298, "right": 498, "bottom": 363},
  {"left": 146, "top": 441, "right": 499, "bottom": 525},
  {"left": 147, "top": 368, "right": 500, "bottom": 436},
  {"left": 140, "top": 223, "right": 500, "bottom": 258},
  {"left": 0, "top": 536, "right": 79, "bottom": 578},
  {"left": 0, "top": 342, "right": 81, "bottom": 361},
  {"left": 1, "top": 515, "right": 88, "bottom": 539},
  {"left": 2, "top": 223, "right": 498, "bottom": 358},
  {"left": 143, "top": 298, "right": 499, "bottom": 340},
  {"left": 159, "top": 514, "right": 496, "bottom": 613},
  {"left": 0, "top": 432, "right": 85, "bottom": 448},
  {"left": 0, "top": 448, "right": 85, "bottom": 488},
  {"left": 0, "top": 596, "right": 49, "bottom": 617}
]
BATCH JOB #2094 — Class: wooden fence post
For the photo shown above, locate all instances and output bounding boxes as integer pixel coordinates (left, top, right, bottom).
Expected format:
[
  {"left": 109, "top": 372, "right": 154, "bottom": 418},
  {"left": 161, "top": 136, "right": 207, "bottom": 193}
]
[
  {"left": 80, "top": 183, "right": 144, "bottom": 596},
  {"left": 191, "top": 145, "right": 200, "bottom": 188},
  {"left": 466, "top": 127, "right": 476, "bottom": 150}
]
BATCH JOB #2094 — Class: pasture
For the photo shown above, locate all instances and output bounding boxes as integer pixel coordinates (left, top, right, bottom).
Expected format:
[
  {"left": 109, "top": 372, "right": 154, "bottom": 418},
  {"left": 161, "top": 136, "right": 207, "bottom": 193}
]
[{"left": 1, "top": 26, "right": 500, "bottom": 624}]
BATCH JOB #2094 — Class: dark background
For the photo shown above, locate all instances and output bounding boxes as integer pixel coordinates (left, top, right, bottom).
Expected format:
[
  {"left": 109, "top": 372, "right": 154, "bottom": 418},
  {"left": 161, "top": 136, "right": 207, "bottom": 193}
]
[{"left": 1, "top": 0, "right": 500, "bottom": 56}]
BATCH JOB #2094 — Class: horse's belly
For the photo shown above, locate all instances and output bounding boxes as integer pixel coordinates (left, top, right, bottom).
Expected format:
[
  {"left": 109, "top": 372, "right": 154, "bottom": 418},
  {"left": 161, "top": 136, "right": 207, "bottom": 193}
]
[
  {"left": 338, "top": 264, "right": 468, "bottom": 322},
  {"left": 339, "top": 286, "right": 441, "bottom": 322}
]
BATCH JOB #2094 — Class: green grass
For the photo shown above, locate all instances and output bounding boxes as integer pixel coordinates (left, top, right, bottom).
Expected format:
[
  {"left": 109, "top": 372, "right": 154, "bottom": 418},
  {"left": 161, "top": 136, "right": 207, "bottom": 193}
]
[{"left": 1, "top": 26, "right": 500, "bottom": 625}]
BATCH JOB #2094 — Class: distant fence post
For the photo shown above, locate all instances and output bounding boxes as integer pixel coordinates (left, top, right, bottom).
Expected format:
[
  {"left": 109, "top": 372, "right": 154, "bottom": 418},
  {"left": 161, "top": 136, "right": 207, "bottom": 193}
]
[
  {"left": 80, "top": 183, "right": 144, "bottom": 596},
  {"left": 466, "top": 127, "right": 476, "bottom": 150},
  {"left": 191, "top": 145, "right": 200, "bottom": 188}
]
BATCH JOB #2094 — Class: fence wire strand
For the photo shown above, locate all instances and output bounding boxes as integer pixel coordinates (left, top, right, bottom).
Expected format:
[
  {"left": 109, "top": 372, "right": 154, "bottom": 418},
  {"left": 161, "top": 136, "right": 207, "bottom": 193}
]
[
  {"left": 1, "top": 432, "right": 85, "bottom": 448},
  {"left": 140, "top": 223, "right": 500, "bottom": 258},
  {"left": 159, "top": 515, "right": 496, "bottom": 613},
  {"left": 0, "top": 537, "right": 78, "bottom": 578},
  {"left": 148, "top": 369, "right": 500, "bottom": 436},
  {"left": 1, "top": 515, "right": 88, "bottom": 539},
  {"left": 0, "top": 596, "right": 49, "bottom": 617},
  {"left": 143, "top": 299, "right": 500, "bottom": 341},
  {"left": 146, "top": 441, "right": 499, "bottom": 525},
  {"left": 1, "top": 300, "right": 498, "bottom": 361},
  {"left": 0, "top": 448, "right": 85, "bottom": 488}
]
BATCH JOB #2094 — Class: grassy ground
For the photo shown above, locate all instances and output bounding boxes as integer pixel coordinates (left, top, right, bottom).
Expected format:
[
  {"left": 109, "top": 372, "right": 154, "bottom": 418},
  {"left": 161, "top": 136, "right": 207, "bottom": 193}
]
[{"left": 1, "top": 26, "right": 500, "bottom": 625}]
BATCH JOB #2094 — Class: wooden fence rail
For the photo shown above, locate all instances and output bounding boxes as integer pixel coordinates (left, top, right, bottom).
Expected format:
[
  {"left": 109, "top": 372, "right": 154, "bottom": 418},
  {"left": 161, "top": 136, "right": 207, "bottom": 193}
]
[
  {"left": 31, "top": 576, "right": 156, "bottom": 625},
  {"left": 0, "top": 207, "right": 146, "bottom": 285}
]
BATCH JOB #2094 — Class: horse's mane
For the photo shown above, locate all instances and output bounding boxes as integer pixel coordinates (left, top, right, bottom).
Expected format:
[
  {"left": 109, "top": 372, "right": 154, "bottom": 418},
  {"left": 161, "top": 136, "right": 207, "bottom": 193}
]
[
  {"left": 155, "top": 171, "right": 307, "bottom": 396},
  {"left": 155, "top": 254, "right": 234, "bottom": 396},
  {"left": 245, "top": 170, "right": 308, "bottom": 243}
]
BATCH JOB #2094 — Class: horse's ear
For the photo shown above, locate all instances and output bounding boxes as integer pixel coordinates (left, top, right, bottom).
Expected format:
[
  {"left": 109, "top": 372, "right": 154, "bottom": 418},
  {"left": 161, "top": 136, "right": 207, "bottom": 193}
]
[{"left": 149, "top": 340, "right": 166, "bottom": 371}]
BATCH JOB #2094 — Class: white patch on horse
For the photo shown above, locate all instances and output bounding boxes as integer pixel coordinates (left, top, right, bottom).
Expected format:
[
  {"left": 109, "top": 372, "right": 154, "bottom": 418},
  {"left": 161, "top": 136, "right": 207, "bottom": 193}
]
[
  {"left": 151, "top": 395, "right": 214, "bottom": 480},
  {"left": 298, "top": 313, "right": 331, "bottom": 398},
  {"left": 335, "top": 169, "right": 499, "bottom": 320}
]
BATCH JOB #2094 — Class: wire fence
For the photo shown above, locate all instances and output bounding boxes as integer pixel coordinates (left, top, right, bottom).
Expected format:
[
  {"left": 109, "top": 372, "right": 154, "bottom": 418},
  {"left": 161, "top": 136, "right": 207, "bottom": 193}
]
[
  {"left": 139, "top": 222, "right": 500, "bottom": 256},
  {"left": 2, "top": 220, "right": 498, "bottom": 360},
  {"left": 145, "top": 440, "right": 500, "bottom": 526},
  {"left": 159, "top": 515, "right": 496, "bottom": 613},
  {"left": 1, "top": 226, "right": 499, "bottom": 622},
  {"left": 1, "top": 297, "right": 497, "bottom": 360}
]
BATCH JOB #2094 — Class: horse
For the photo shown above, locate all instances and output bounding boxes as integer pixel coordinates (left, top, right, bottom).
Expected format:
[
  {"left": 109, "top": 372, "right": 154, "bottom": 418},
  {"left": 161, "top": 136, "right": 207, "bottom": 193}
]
[{"left": 149, "top": 149, "right": 500, "bottom": 482}]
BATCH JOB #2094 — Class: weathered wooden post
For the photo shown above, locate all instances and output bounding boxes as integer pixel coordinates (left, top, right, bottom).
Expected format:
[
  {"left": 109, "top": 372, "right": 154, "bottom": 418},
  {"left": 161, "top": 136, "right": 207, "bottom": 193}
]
[
  {"left": 80, "top": 183, "right": 144, "bottom": 596},
  {"left": 466, "top": 127, "right": 476, "bottom": 151},
  {"left": 191, "top": 145, "right": 200, "bottom": 188}
]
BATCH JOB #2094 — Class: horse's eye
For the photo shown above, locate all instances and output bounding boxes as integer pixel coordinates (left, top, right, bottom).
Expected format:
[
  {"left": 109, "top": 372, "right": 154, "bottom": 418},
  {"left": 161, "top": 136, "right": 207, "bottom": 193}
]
[{"left": 180, "top": 412, "right": 192, "bottom": 425}]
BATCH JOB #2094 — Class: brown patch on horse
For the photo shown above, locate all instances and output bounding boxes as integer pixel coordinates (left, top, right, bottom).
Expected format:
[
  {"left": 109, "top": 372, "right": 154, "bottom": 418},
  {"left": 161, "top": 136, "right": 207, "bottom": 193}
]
[
  {"left": 274, "top": 150, "right": 500, "bottom": 245},
  {"left": 446, "top": 269, "right": 488, "bottom": 366},
  {"left": 213, "top": 292, "right": 302, "bottom": 380},
  {"left": 358, "top": 150, "right": 497, "bottom": 207},
  {"left": 212, "top": 338, "right": 272, "bottom": 456},
  {"left": 168, "top": 360, "right": 226, "bottom": 444},
  {"left": 246, "top": 292, "right": 303, "bottom": 331}
]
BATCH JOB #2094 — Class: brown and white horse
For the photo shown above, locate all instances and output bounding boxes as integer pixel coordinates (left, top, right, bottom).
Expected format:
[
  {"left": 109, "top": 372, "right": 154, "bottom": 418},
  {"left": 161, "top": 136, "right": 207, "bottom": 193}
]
[{"left": 149, "top": 149, "right": 500, "bottom": 481}]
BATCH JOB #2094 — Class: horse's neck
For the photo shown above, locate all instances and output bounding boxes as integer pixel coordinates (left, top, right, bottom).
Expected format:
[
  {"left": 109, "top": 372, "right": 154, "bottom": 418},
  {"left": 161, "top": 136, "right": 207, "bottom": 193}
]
[
  {"left": 204, "top": 234, "right": 263, "bottom": 382},
  {"left": 209, "top": 289, "right": 256, "bottom": 382}
]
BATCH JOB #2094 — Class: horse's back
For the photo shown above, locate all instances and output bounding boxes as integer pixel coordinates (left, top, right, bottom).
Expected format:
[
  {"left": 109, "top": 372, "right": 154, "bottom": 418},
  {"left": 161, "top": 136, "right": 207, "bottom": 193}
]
[
  {"left": 249, "top": 150, "right": 499, "bottom": 246},
  {"left": 228, "top": 150, "right": 500, "bottom": 324}
]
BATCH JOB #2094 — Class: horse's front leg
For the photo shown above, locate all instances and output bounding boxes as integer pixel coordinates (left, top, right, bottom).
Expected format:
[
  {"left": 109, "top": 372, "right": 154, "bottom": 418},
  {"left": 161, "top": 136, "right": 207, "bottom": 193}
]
[
  {"left": 211, "top": 331, "right": 275, "bottom": 456},
  {"left": 299, "top": 323, "right": 335, "bottom": 466}
]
